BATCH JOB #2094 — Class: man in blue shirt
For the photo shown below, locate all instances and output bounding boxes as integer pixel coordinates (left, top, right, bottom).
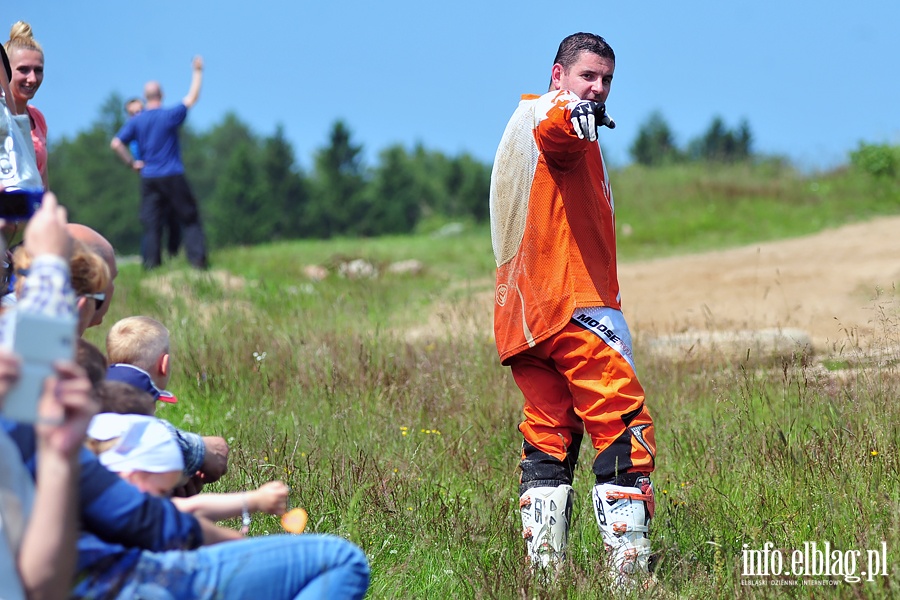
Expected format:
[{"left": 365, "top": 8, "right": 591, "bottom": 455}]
[
  {"left": 124, "top": 97, "right": 182, "bottom": 259},
  {"left": 111, "top": 57, "right": 208, "bottom": 270}
]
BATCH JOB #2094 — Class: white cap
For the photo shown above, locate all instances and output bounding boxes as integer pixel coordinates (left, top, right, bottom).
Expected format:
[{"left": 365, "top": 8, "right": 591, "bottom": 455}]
[
  {"left": 88, "top": 412, "right": 132, "bottom": 441},
  {"left": 90, "top": 413, "right": 185, "bottom": 474}
]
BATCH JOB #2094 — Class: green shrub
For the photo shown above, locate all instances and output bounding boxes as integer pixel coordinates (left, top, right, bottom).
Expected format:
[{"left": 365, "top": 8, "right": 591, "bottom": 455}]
[{"left": 850, "top": 142, "right": 899, "bottom": 178}]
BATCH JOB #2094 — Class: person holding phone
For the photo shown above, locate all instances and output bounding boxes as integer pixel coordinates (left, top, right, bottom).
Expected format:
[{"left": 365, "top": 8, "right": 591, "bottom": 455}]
[
  {"left": 0, "top": 357, "right": 97, "bottom": 600},
  {"left": 1, "top": 198, "right": 231, "bottom": 599},
  {"left": 0, "top": 191, "right": 99, "bottom": 600}
]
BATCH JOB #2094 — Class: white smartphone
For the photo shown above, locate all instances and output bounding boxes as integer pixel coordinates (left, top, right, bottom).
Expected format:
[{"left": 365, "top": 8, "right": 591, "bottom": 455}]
[{"left": 2, "top": 311, "right": 77, "bottom": 423}]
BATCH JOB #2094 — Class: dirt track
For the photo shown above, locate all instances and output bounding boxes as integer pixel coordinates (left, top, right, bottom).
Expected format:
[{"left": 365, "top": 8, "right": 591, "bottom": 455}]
[{"left": 618, "top": 215, "right": 900, "bottom": 355}]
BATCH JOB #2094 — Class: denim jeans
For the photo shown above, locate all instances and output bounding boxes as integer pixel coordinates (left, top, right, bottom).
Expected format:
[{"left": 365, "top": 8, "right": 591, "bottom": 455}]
[{"left": 109, "top": 534, "right": 369, "bottom": 599}]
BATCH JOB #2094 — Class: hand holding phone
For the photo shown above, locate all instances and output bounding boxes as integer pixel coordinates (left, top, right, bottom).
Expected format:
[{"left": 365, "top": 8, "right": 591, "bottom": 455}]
[
  {"left": 1, "top": 311, "right": 76, "bottom": 423},
  {"left": 23, "top": 192, "right": 70, "bottom": 259}
]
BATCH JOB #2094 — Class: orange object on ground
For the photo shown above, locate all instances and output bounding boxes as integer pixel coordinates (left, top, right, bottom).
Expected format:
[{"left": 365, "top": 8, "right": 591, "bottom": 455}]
[{"left": 280, "top": 508, "right": 308, "bottom": 534}]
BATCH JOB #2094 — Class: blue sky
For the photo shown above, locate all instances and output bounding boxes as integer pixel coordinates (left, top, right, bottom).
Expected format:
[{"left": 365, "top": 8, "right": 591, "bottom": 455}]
[{"left": 17, "top": 1, "right": 900, "bottom": 172}]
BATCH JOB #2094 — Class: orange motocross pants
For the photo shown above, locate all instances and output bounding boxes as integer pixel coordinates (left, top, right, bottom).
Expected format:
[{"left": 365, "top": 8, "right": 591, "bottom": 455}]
[{"left": 509, "top": 308, "right": 655, "bottom": 492}]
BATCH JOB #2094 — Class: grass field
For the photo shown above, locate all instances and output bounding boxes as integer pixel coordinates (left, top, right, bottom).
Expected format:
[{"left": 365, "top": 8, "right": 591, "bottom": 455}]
[{"left": 83, "top": 162, "right": 900, "bottom": 598}]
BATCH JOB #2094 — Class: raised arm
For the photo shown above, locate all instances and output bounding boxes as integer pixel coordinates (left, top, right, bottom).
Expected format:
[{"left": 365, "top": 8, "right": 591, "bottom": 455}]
[
  {"left": 182, "top": 56, "right": 204, "bottom": 109},
  {"left": 17, "top": 192, "right": 76, "bottom": 318}
]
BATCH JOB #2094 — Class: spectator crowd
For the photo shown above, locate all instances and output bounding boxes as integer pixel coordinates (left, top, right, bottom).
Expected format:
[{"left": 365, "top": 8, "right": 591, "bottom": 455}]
[{"left": 0, "top": 20, "right": 370, "bottom": 600}]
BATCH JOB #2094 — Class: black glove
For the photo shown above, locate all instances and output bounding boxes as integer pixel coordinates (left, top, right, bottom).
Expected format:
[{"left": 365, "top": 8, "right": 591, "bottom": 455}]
[{"left": 570, "top": 100, "right": 615, "bottom": 141}]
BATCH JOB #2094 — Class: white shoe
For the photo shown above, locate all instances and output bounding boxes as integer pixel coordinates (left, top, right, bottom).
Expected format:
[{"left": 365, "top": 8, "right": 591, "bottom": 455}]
[
  {"left": 519, "top": 485, "right": 574, "bottom": 572},
  {"left": 592, "top": 476, "right": 654, "bottom": 586}
]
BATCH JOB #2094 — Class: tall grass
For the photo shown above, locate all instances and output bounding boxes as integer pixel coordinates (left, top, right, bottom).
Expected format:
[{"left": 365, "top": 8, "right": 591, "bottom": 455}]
[{"left": 82, "top": 163, "right": 900, "bottom": 598}]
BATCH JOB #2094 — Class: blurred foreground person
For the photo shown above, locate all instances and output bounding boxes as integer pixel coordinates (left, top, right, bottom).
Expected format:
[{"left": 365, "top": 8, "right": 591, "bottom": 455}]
[
  {"left": 0, "top": 198, "right": 369, "bottom": 599},
  {"left": 70, "top": 412, "right": 370, "bottom": 599},
  {"left": 0, "top": 192, "right": 98, "bottom": 599}
]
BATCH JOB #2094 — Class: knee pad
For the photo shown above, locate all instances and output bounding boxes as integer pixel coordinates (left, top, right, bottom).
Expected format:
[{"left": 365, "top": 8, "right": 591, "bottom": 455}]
[
  {"left": 592, "top": 475, "right": 653, "bottom": 584},
  {"left": 519, "top": 485, "right": 574, "bottom": 571}
]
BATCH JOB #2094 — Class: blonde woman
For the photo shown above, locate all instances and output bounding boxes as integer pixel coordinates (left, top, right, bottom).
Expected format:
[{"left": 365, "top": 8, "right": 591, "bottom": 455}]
[
  {"left": 13, "top": 238, "right": 110, "bottom": 336},
  {"left": 5, "top": 21, "right": 48, "bottom": 188}
]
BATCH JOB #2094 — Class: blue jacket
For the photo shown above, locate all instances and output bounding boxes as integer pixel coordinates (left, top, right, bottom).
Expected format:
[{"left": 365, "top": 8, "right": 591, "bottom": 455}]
[{"left": 2, "top": 418, "right": 203, "bottom": 597}]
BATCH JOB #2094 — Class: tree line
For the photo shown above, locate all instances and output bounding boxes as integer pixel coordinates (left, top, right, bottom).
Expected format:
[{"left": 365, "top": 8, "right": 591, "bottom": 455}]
[
  {"left": 49, "top": 95, "right": 763, "bottom": 253},
  {"left": 49, "top": 93, "right": 491, "bottom": 254},
  {"left": 629, "top": 111, "right": 753, "bottom": 167}
]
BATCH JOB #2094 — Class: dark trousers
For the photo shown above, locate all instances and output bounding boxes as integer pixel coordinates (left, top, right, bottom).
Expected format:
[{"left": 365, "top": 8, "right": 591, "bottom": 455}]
[
  {"left": 140, "top": 174, "right": 207, "bottom": 269},
  {"left": 166, "top": 210, "right": 182, "bottom": 257}
]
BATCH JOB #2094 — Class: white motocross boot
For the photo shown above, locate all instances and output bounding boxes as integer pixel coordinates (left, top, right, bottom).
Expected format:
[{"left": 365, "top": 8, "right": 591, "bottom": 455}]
[
  {"left": 592, "top": 476, "right": 654, "bottom": 586},
  {"left": 519, "top": 485, "right": 574, "bottom": 573}
]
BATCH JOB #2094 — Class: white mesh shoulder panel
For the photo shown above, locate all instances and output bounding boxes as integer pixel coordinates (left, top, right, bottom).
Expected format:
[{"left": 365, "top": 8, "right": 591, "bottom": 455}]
[{"left": 490, "top": 98, "right": 540, "bottom": 267}]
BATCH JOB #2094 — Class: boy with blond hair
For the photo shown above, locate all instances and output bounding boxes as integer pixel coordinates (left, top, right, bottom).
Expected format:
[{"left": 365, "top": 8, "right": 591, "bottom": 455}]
[
  {"left": 107, "top": 315, "right": 172, "bottom": 392},
  {"left": 106, "top": 315, "right": 229, "bottom": 496}
]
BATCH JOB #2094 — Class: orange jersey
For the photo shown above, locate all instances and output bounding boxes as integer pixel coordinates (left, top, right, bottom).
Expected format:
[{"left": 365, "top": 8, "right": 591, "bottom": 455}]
[{"left": 490, "top": 90, "right": 620, "bottom": 363}]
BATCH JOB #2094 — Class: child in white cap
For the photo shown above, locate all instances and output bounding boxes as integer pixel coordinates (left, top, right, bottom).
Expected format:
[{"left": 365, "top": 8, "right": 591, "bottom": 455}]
[
  {"left": 89, "top": 413, "right": 184, "bottom": 496},
  {"left": 88, "top": 413, "right": 289, "bottom": 522}
]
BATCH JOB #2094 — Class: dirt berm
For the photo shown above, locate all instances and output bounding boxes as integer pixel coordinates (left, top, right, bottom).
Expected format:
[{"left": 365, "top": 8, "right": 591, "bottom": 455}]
[{"left": 618, "top": 216, "right": 900, "bottom": 361}]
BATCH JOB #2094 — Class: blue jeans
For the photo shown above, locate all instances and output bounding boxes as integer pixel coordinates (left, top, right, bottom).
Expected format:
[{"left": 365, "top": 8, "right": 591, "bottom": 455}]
[{"left": 109, "top": 534, "right": 369, "bottom": 599}]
